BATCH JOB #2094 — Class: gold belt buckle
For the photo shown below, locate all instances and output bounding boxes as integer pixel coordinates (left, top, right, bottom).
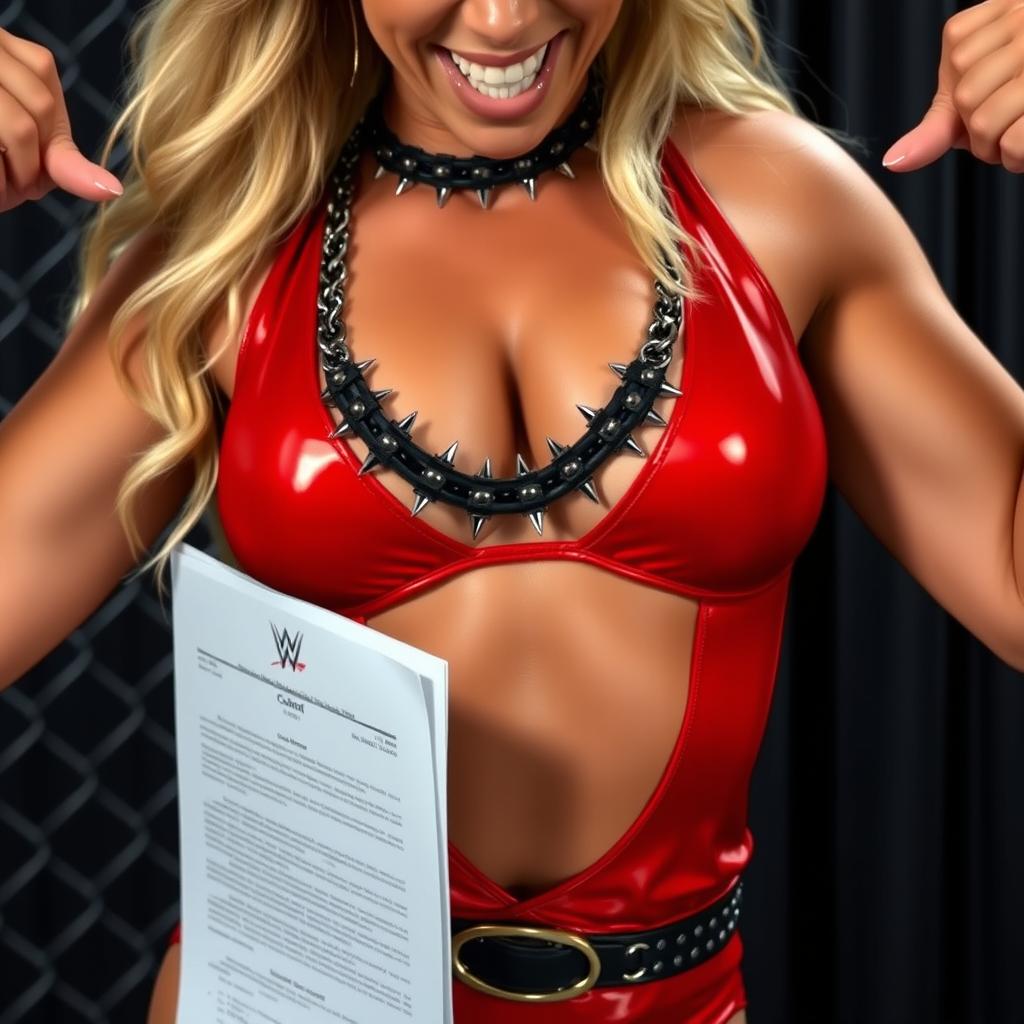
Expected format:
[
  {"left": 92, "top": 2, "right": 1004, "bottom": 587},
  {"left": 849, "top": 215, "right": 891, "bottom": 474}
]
[{"left": 452, "top": 923, "right": 602, "bottom": 1003}]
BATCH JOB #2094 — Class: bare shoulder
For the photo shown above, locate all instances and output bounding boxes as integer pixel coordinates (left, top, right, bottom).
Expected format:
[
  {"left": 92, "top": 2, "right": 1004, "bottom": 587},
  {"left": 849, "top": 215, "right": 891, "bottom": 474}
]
[{"left": 668, "top": 104, "right": 898, "bottom": 340}]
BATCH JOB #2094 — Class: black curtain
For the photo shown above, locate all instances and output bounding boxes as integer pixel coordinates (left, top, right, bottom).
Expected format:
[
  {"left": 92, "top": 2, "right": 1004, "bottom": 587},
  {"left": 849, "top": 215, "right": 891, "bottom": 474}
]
[{"left": 1, "top": 2, "right": 1022, "bottom": 1022}]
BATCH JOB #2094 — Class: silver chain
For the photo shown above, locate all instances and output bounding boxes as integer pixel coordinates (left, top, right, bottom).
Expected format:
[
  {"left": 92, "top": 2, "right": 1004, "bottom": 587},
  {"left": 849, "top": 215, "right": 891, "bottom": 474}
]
[
  {"left": 317, "top": 119, "right": 682, "bottom": 373},
  {"left": 313, "top": 118, "right": 687, "bottom": 538}
]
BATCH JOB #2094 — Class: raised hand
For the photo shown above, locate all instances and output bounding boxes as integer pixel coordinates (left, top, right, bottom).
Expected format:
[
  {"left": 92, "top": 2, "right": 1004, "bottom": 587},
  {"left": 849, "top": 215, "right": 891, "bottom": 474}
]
[
  {"left": 0, "top": 27, "right": 123, "bottom": 213},
  {"left": 882, "top": 0, "right": 1024, "bottom": 173}
]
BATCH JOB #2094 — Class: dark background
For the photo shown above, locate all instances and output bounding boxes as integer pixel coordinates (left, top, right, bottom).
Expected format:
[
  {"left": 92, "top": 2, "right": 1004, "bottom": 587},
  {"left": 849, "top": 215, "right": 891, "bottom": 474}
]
[{"left": 1, "top": 1, "right": 1022, "bottom": 1022}]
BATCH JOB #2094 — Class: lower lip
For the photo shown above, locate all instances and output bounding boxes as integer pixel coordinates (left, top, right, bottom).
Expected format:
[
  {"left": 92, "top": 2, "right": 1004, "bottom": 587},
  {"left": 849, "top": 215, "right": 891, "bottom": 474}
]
[{"left": 435, "top": 30, "right": 567, "bottom": 121}]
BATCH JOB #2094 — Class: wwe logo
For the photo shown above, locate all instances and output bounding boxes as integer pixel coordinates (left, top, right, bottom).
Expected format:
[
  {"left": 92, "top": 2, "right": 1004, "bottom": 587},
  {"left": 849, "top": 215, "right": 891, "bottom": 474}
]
[{"left": 270, "top": 622, "right": 306, "bottom": 672}]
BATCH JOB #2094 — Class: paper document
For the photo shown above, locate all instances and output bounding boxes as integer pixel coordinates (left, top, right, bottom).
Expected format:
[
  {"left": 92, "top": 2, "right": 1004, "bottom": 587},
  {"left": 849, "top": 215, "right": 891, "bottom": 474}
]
[{"left": 170, "top": 542, "right": 451, "bottom": 1024}]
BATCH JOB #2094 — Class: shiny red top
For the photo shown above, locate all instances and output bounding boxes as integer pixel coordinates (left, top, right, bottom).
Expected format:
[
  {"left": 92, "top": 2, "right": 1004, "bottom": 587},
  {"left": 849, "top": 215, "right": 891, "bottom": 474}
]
[{"left": 170, "top": 136, "right": 829, "bottom": 1023}]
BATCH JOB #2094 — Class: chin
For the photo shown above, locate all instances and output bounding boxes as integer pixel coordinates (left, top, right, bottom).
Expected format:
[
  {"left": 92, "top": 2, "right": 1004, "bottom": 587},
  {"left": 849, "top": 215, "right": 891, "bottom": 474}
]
[
  {"left": 418, "top": 28, "right": 580, "bottom": 159},
  {"left": 444, "top": 121, "right": 562, "bottom": 160}
]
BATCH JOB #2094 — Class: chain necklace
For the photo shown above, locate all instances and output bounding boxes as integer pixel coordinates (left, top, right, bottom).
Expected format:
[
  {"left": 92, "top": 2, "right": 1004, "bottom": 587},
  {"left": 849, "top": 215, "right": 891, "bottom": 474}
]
[{"left": 317, "top": 106, "right": 686, "bottom": 541}]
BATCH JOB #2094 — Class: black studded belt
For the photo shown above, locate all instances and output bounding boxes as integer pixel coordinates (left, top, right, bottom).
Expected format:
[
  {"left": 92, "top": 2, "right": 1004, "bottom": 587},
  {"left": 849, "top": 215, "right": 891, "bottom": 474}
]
[{"left": 450, "top": 877, "right": 744, "bottom": 1003}]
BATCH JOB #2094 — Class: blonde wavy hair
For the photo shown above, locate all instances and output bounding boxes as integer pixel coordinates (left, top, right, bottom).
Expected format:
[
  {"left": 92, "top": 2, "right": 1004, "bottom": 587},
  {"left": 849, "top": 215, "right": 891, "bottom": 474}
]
[{"left": 67, "top": 0, "right": 860, "bottom": 603}]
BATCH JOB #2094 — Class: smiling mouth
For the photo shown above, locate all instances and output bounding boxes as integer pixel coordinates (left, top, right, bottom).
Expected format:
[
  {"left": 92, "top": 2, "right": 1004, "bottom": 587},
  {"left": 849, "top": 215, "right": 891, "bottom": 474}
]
[{"left": 441, "top": 37, "right": 554, "bottom": 101}]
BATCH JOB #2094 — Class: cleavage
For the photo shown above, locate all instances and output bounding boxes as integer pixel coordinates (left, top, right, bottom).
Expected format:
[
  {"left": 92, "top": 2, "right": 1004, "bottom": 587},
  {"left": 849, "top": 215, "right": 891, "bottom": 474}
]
[{"left": 320, "top": 168, "right": 687, "bottom": 548}]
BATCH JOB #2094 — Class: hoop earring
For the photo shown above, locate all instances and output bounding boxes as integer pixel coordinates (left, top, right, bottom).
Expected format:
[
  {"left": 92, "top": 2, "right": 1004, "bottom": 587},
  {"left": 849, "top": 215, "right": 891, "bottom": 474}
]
[{"left": 347, "top": 0, "right": 360, "bottom": 88}]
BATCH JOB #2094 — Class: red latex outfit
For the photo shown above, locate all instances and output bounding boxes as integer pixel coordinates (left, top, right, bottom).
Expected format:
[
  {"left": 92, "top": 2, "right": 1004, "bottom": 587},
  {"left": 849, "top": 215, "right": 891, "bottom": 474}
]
[{"left": 166, "top": 137, "right": 829, "bottom": 1024}]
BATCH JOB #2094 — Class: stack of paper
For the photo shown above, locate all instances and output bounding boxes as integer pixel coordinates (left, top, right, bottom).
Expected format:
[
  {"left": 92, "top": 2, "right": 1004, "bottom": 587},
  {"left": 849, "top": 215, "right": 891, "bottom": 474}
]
[{"left": 170, "top": 543, "right": 451, "bottom": 1023}]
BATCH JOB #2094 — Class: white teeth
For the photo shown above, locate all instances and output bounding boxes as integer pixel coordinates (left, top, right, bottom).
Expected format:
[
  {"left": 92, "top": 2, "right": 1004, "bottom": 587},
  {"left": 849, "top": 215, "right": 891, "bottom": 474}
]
[
  {"left": 465, "top": 73, "right": 535, "bottom": 100},
  {"left": 448, "top": 41, "right": 548, "bottom": 99}
]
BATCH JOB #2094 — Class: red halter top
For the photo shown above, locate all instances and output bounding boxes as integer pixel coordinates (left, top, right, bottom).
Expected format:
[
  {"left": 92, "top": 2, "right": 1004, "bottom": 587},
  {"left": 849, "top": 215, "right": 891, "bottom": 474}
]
[{"left": 168, "top": 135, "right": 829, "bottom": 1024}]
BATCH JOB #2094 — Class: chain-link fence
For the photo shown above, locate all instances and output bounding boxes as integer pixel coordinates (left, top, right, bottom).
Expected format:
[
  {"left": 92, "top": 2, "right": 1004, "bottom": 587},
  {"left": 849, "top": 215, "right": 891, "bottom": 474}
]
[
  {"left": 0, "top": 6, "right": 213, "bottom": 1022},
  {"left": 3, "top": 3, "right": 1024, "bottom": 1024}
]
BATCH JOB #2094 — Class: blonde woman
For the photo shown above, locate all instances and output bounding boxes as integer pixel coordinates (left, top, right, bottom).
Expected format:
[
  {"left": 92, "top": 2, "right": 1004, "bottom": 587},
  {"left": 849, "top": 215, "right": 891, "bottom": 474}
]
[{"left": 2, "top": 0, "right": 1024, "bottom": 1021}]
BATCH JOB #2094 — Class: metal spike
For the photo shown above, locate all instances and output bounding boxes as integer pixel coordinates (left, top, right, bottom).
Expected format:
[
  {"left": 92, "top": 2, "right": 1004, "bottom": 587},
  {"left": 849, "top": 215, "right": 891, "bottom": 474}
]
[
  {"left": 320, "top": 385, "right": 334, "bottom": 403},
  {"left": 395, "top": 410, "right": 418, "bottom": 433},
  {"left": 395, "top": 177, "right": 416, "bottom": 196},
  {"left": 439, "top": 441, "right": 459, "bottom": 465},
  {"left": 516, "top": 452, "right": 531, "bottom": 476},
  {"left": 470, "top": 513, "right": 489, "bottom": 540},
  {"left": 545, "top": 436, "right": 567, "bottom": 459},
  {"left": 435, "top": 185, "right": 453, "bottom": 208},
  {"left": 374, "top": 163, "right": 388, "bottom": 180},
  {"left": 476, "top": 187, "right": 492, "bottom": 209},
  {"left": 556, "top": 161, "right": 575, "bottom": 179},
  {"left": 607, "top": 362, "right": 629, "bottom": 379},
  {"left": 528, "top": 508, "right": 545, "bottom": 536},
  {"left": 478, "top": 457, "right": 493, "bottom": 479},
  {"left": 372, "top": 388, "right": 393, "bottom": 402},
  {"left": 329, "top": 420, "right": 352, "bottom": 439},
  {"left": 645, "top": 407, "right": 668, "bottom": 427},
  {"left": 356, "top": 358, "right": 377, "bottom": 373},
  {"left": 621, "top": 433, "right": 647, "bottom": 457},
  {"left": 659, "top": 380, "right": 683, "bottom": 398},
  {"left": 576, "top": 404, "right": 600, "bottom": 424},
  {"left": 358, "top": 450, "right": 383, "bottom": 475},
  {"left": 577, "top": 477, "right": 600, "bottom": 503},
  {"left": 520, "top": 177, "right": 536, "bottom": 201},
  {"left": 411, "top": 492, "right": 432, "bottom": 517}
]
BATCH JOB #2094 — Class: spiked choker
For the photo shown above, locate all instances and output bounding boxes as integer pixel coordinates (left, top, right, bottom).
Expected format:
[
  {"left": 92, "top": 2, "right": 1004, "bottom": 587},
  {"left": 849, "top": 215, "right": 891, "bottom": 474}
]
[
  {"left": 363, "top": 63, "right": 605, "bottom": 209},
  {"left": 317, "top": 89, "right": 686, "bottom": 542}
]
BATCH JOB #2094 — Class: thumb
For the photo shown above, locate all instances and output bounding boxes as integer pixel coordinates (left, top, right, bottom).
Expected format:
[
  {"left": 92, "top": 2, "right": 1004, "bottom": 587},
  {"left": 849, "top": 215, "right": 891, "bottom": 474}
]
[
  {"left": 882, "top": 97, "right": 965, "bottom": 172},
  {"left": 43, "top": 132, "right": 123, "bottom": 200}
]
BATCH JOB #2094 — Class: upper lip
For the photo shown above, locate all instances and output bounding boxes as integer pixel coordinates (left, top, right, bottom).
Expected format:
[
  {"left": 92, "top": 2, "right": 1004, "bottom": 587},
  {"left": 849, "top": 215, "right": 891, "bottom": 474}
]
[{"left": 442, "top": 32, "right": 558, "bottom": 68}]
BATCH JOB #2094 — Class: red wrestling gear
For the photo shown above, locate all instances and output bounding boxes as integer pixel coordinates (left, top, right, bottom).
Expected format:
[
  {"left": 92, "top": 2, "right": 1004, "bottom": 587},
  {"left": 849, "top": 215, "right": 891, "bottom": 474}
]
[{"left": 169, "top": 137, "right": 828, "bottom": 1024}]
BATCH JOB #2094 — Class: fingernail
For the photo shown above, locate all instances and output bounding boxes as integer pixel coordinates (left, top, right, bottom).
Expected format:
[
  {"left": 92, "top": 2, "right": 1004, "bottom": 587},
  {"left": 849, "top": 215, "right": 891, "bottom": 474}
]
[
  {"left": 93, "top": 176, "right": 124, "bottom": 196},
  {"left": 882, "top": 150, "right": 907, "bottom": 168}
]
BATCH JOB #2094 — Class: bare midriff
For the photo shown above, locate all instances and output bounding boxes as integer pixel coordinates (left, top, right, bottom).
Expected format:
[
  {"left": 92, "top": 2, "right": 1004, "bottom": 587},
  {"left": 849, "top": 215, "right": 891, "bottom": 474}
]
[
  {"left": 322, "top": 143, "right": 699, "bottom": 900},
  {"left": 206, "top": 105, "right": 816, "bottom": 913},
  {"left": 149, "top": 104, "right": 827, "bottom": 1024}
]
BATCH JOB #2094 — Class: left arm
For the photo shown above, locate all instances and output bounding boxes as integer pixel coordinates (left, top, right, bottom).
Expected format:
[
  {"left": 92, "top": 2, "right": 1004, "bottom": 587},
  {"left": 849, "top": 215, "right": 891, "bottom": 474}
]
[
  {"left": 798, "top": 0, "right": 1024, "bottom": 671},
  {"left": 799, "top": 157, "right": 1024, "bottom": 670}
]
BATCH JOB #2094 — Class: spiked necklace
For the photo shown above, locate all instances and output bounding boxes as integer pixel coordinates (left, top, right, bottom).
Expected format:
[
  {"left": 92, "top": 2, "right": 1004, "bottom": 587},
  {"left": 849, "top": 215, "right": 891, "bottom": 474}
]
[
  {"left": 317, "top": 113, "right": 685, "bottom": 541},
  {"left": 365, "top": 63, "right": 604, "bottom": 209}
]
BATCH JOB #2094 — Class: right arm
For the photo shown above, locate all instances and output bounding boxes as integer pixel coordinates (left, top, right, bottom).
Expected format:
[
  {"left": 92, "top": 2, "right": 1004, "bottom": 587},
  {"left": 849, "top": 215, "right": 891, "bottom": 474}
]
[{"left": 0, "top": 225, "right": 197, "bottom": 690}]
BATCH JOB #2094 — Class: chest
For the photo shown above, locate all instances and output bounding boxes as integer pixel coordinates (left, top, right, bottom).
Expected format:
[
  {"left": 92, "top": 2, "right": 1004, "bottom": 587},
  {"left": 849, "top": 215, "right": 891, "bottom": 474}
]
[
  {"left": 211, "top": 133, "right": 821, "bottom": 546},
  {"left": 329, "top": 151, "right": 674, "bottom": 536},
  {"left": 210, "top": 120, "right": 820, "bottom": 415},
  {"left": 213, "top": 138, "right": 828, "bottom": 609}
]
